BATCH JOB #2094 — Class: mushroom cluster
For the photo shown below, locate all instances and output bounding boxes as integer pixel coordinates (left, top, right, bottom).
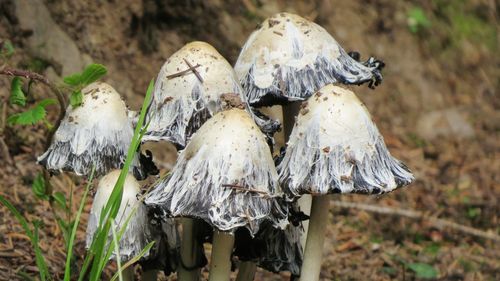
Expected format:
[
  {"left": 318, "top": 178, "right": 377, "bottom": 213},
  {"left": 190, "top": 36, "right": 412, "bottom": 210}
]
[{"left": 36, "top": 11, "right": 413, "bottom": 281}]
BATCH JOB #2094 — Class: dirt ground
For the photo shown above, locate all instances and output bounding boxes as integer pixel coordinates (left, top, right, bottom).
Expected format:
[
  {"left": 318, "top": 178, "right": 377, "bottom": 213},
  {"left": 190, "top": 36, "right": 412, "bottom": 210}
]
[{"left": 0, "top": 0, "right": 498, "bottom": 280}]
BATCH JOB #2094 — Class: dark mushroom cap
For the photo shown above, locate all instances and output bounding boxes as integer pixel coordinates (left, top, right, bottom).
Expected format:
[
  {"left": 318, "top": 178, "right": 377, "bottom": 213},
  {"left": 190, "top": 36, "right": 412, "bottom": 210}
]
[
  {"left": 234, "top": 12, "right": 384, "bottom": 107},
  {"left": 145, "top": 108, "right": 287, "bottom": 235},
  {"left": 37, "top": 82, "right": 147, "bottom": 179},
  {"left": 278, "top": 85, "right": 414, "bottom": 199}
]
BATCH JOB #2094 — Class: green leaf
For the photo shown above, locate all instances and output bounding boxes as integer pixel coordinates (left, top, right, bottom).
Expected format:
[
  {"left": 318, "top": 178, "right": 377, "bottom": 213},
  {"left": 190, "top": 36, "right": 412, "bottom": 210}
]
[
  {"left": 10, "top": 77, "right": 26, "bottom": 106},
  {"left": 7, "top": 99, "right": 56, "bottom": 126},
  {"left": 32, "top": 173, "right": 48, "bottom": 200},
  {"left": 69, "top": 91, "right": 83, "bottom": 107},
  {"left": 80, "top": 64, "right": 107, "bottom": 86},
  {"left": 63, "top": 73, "right": 82, "bottom": 86},
  {"left": 408, "top": 263, "right": 439, "bottom": 279},
  {"left": 408, "top": 7, "right": 431, "bottom": 33},
  {"left": 1, "top": 40, "right": 15, "bottom": 57},
  {"left": 63, "top": 63, "right": 107, "bottom": 87},
  {"left": 52, "top": 192, "right": 66, "bottom": 210}
]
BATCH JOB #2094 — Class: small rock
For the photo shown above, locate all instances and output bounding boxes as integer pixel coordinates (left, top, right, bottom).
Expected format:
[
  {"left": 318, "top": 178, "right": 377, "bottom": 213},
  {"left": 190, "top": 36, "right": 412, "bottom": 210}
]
[
  {"left": 15, "top": 0, "right": 88, "bottom": 76},
  {"left": 416, "top": 108, "right": 475, "bottom": 141}
]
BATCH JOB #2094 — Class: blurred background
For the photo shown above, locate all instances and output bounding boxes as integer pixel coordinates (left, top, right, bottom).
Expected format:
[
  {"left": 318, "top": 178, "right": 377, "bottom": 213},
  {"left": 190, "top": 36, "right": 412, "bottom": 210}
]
[{"left": 0, "top": 0, "right": 498, "bottom": 280}]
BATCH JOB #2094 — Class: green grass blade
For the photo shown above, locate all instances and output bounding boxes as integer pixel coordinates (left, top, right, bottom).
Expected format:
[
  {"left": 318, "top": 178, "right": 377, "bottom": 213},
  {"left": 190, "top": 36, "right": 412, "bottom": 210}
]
[
  {"left": 109, "top": 219, "right": 123, "bottom": 281},
  {"left": 109, "top": 242, "right": 154, "bottom": 281},
  {"left": 64, "top": 167, "right": 95, "bottom": 281}
]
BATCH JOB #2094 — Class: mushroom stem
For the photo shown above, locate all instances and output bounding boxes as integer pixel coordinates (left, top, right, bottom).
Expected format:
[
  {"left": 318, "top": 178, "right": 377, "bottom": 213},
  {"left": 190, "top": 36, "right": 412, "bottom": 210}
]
[
  {"left": 299, "top": 195, "right": 330, "bottom": 281},
  {"left": 208, "top": 231, "right": 235, "bottom": 281},
  {"left": 283, "top": 102, "right": 312, "bottom": 249},
  {"left": 141, "top": 270, "right": 158, "bottom": 281},
  {"left": 235, "top": 261, "right": 257, "bottom": 281},
  {"left": 178, "top": 218, "right": 202, "bottom": 281}
]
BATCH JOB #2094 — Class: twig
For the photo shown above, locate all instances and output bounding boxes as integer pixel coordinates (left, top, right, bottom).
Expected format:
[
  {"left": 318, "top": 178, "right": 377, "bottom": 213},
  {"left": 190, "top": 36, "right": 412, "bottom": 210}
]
[
  {"left": 331, "top": 200, "right": 500, "bottom": 242},
  {"left": 166, "top": 63, "right": 201, "bottom": 79},
  {"left": 182, "top": 58, "right": 204, "bottom": 83},
  {"left": 222, "top": 184, "right": 270, "bottom": 197}
]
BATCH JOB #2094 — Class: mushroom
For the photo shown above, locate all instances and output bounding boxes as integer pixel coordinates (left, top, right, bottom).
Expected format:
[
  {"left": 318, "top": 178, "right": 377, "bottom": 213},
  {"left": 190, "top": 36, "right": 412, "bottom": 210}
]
[
  {"left": 86, "top": 170, "right": 179, "bottom": 280},
  {"left": 278, "top": 84, "right": 414, "bottom": 280},
  {"left": 38, "top": 82, "right": 154, "bottom": 180},
  {"left": 145, "top": 108, "right": 287, "bottom": 281},
  {"left": 143, "top": 41, "right": 279, "bottom": 148},
  {"left": 234, "top": 12, "right": 385, "bottom": 253},
  {"left": 234, "top": 12, "right": 384, "bottom": 107}
]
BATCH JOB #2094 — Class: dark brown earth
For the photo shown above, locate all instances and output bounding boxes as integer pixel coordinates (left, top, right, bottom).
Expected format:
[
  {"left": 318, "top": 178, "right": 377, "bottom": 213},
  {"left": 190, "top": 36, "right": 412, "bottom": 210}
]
[{"left": 0, "top": 0, "right": 499, "bottom": 280}]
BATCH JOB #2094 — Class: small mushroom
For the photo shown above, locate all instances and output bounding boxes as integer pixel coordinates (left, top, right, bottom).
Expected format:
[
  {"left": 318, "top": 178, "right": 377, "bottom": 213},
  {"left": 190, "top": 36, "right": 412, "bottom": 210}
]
[
  {"left": 86, "top": 170, "right": 179, "bottom": 280},
  {"left": 145, "top": 108, "right": 287, "bottom": 281},
  {"left": 234, "top": 12, "right": 384, "bottom": 107},
  {"left": 37, "top": 82, "right": 152, "bottom": 180},
  {"left": 143, "top": 41, "right": 279, "bottom": 148},
  {"left": 278, "top": 84, "right": 414, "bottom": 280}
]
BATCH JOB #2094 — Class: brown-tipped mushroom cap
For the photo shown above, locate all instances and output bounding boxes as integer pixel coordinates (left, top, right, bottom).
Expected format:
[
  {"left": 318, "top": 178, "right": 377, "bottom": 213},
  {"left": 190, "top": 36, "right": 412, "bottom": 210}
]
[
  {"left": 235, "top": 13, "right": 384, "bottom": 106},
  {"left": 38, "top": 82, "right": 147, "bottom": 179},
  {"left": 145, "top": 108, "right": 287, "bottom": 235},
  {"left": 278, "top": 84, "right": 414, "bottom": 198}
]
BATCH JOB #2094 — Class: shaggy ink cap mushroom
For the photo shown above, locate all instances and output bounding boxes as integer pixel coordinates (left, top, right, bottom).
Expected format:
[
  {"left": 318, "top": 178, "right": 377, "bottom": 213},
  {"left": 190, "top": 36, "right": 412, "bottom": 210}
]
[
  {"left": 86, "top": 170, "right": 179, "bottom": 275},
  {"left": 86, "top": 170, "right": 152, "bottom": 261},
  {"left": 234, "top": 12, "right": 384, "bottom": 107},
  {"left": 278, "top": 84, "right": 414, "bottom": 199},
  {"left": 37, "top": 82, "right": 151, "bottom": 179},
  {"left": 145, "top": 108, "right": 287, "bottom": 236},
  {"left": 143, "top": 41, "right": 280, "bottom": 148}
]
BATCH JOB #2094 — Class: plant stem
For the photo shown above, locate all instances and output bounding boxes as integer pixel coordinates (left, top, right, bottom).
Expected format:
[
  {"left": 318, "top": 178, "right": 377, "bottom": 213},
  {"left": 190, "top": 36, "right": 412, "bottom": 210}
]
[
  {"left": 208, "top": 231, "right": 235, "bottom": 281},
  {"left": 299, "top": 195, "right": 330, "bottom": 281},
  {"left": 178, "top": 218, "right": 202, "bottom": 281},
  {"left": 235, "top": 261, "right": 257, "bottom": 281}
]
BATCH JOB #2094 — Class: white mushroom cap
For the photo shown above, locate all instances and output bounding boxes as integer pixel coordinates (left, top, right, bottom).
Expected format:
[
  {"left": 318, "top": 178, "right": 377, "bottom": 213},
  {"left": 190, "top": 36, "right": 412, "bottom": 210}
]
[
  {"left": 234, "top": 12, "right": 383, "bottom": 106},
  {"left": 38, "top": 82, "right": 146, "bottom": 179},
  {"left": 278, "top": 85, "right": 414, "bottom": 198},
  {"left": 144, "top": 41, "right": 245, "bottom": 145},
  {"left": 145, "top": 108, "right": 286, "bottom": 235},
  {"left": 86, "top": 170, "right": 152, "bottom": 262}
]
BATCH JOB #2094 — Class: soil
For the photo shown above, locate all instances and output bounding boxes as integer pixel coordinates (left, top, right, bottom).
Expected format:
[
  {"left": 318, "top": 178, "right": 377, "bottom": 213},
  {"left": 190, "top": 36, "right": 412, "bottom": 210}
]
[{"left": 0, "top": 0, "right": 498, "bottom": 280}]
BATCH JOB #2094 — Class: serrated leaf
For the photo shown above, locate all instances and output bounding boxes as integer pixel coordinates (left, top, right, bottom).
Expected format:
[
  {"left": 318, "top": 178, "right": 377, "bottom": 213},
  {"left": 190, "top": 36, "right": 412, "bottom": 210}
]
[
  {"left": 63, "top": 64, "right": 107, "bottom": 88},
  {"left": 80, "top": 64, "right": 107, "bottom": 86},
  {"left": 70, "top": 91, "right": 83, "bottom": 107},
  {"left": 52, "top": 192, "right": 66, "bottom": 210},
  {"left": 63, "top": 73, "right": 82, "bottom": 86},
  {"left": 7, "top": 99, "right": 56, "bottom": 126},
  {"left": 408, "top": 263, "right": 438, "bottom": 279},
  {"left": 10, "top": 77, "right": 26, "bottom": 106},
  {"left": 32, "top": 173, "right": 47, "bottom": 200}
]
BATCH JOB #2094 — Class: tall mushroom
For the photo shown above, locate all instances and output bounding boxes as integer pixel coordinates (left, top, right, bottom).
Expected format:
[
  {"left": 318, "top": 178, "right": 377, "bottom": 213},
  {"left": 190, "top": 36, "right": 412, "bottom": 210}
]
[
  {"left": 38, "top": 82, "right": 152, "bottom": 180},
  {"left": 143, "top": 41, "right": 281, "bottom": 280},
  {"left": 145, "top": 108, "right": 287, "bottom": 281},
  {"left": 86, "top": 170, "right": 178, "bottom": 280},
  {"left": 278, "top": 84, "right": 414, "bottom": 281}
]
